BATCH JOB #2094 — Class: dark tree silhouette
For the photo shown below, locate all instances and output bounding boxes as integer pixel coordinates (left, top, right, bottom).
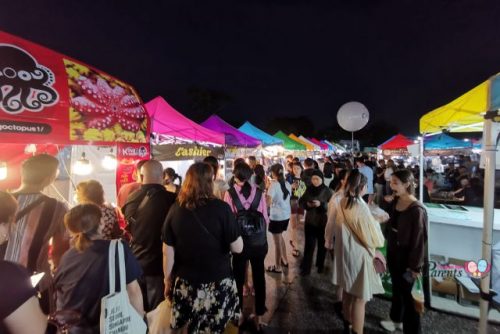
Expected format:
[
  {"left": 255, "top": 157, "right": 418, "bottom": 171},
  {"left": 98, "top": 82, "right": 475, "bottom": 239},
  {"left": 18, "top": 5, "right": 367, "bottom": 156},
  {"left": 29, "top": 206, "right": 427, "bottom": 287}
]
[
  {"left": 266, "top": 116, "right": 315, "bottom": 137},
  {"left": 187, "top": 86, "right": 233, "bottom": 122}
]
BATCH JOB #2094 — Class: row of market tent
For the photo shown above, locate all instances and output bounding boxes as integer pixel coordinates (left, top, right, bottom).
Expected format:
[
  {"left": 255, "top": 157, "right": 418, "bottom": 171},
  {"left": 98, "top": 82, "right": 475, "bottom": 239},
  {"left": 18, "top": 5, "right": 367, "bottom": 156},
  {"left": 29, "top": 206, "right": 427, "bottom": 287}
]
[{"left": 145, "top": 95, "right": 346, "bottom": 155}]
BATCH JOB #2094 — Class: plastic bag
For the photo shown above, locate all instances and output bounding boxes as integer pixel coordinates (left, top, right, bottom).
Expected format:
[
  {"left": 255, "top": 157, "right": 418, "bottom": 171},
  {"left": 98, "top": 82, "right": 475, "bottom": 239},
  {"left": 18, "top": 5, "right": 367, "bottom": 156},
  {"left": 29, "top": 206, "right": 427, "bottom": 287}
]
[{"left": 411, "top": 276, "right": 425, "bottom": 314}]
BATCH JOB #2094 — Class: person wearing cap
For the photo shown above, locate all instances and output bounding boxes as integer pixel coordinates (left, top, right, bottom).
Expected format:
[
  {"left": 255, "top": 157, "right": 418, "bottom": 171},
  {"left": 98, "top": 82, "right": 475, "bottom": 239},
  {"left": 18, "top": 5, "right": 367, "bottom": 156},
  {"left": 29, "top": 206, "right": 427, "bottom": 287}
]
[{"left": 299, "top": 170, "right": 333, "bottom": 276}]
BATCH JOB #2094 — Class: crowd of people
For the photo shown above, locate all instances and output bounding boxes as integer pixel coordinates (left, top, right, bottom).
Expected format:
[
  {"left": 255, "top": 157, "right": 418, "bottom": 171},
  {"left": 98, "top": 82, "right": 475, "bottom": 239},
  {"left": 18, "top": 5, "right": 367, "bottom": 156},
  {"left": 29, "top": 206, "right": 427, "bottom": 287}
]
[{"left": 0, "top": 152, "right": 430, "bottom": 334}]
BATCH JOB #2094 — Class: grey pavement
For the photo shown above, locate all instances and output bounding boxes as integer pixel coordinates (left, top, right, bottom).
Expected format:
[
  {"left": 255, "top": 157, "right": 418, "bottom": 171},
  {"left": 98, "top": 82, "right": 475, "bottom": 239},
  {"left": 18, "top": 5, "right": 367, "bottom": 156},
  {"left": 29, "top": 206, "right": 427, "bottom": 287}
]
[{"left": 238, "top": 220, "right": 500, "bottom": 334}]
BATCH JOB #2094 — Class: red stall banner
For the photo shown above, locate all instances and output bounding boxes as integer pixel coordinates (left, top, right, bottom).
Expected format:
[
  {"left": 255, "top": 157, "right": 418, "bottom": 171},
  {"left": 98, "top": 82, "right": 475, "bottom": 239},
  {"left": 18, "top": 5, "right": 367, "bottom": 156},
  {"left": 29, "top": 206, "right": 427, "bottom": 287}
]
[
  {"left": 0, "top": 30, "right": 149, "bottom": 145},
  {"left": 116, "top": 142, "right": 151, "bottom": 193}
]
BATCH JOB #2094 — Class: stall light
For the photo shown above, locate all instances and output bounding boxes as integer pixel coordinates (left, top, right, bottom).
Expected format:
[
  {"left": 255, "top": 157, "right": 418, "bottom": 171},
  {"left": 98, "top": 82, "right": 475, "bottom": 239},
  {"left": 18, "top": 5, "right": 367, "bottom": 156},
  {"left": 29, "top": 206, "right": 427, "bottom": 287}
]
[
  {"left": 464, "top": 138, "right": 470, "bottom": 142},
  {"left": 0, "top": 162, "right": 7, "bottom": 180},
  {"left": 102, "top": 153, "right": 117, "bottom": 170},
  {"left": 24, "top": 144, "right": 37, "bottom": 154},
  {"left": 73, "top": 152, "right": 93, "bottom": 176}
]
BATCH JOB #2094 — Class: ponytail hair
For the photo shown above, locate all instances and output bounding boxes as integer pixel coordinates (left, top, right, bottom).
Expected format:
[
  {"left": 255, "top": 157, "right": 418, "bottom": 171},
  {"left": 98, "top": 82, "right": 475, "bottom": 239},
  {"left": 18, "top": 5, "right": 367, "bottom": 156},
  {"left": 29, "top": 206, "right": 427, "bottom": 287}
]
[
  {"left": 64, "top": 204, "right": 102, "bottom": 252},
  {"left": 233, "top": 162, "right": 253, "bottom": 199},
  {"left": 343, "top": 169, "right": 367, "bottom": 209},
  {"left": 164, "top": 168, "right": 182, "bottom": 185},
  {"left": 271, "top": 164, "right": 289, "bottom": 200}
]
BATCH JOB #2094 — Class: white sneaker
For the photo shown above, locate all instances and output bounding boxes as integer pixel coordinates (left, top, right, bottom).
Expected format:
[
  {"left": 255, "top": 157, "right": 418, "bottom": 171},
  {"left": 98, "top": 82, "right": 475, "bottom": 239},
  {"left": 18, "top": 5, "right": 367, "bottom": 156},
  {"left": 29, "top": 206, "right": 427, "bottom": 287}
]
[{"left": 380, "top": 320, "right": 403, "bottom": 332}]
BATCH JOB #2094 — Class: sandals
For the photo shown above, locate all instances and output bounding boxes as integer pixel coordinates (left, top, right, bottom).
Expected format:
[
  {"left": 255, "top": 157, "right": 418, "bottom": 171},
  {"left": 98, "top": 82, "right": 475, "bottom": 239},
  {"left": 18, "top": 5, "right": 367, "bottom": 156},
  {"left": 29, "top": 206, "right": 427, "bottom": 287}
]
[
  {"left": 266, "top": 265, "right": 283, "bottom": 273},
  {"left": 281, "top": 259, "right": 289, "bottom": 267}
]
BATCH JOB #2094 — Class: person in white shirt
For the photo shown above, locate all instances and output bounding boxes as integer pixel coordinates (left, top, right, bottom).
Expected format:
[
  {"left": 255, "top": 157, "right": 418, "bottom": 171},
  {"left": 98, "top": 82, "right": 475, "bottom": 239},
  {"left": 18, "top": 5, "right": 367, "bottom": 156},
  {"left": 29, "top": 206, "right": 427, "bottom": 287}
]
[
  {"left": 266, "top": 164, "right": 292, "bottom": 273},
  {"left": 355, "top": 157, "right": 374, "bottom": 203}
]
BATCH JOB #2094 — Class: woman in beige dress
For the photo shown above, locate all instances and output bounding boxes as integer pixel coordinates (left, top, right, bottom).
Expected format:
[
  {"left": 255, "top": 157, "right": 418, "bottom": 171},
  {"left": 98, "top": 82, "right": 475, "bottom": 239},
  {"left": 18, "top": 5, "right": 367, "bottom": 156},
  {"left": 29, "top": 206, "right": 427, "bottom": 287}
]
[{"left": 331, "top": 169, "right": 385, "bottom": 334}]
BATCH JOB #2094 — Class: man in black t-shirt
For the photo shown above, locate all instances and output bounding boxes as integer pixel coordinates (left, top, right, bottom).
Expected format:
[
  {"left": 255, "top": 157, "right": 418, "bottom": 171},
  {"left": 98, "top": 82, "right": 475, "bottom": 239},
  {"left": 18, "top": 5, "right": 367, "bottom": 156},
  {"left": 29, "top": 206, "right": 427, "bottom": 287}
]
[{"left": 122, "top": 160, "right": 176, "bottom": 312}]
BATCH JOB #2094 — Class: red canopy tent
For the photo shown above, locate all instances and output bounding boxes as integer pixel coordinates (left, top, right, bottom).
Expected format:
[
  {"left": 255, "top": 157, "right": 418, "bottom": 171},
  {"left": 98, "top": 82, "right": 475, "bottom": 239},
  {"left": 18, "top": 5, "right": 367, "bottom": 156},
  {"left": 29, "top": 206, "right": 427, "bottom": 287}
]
[
  {"left": 378, "top": 134, "right": 414, "bottom": 156},
  {"left": 0, "top": 30, "right": 150, "bottom": 194}
]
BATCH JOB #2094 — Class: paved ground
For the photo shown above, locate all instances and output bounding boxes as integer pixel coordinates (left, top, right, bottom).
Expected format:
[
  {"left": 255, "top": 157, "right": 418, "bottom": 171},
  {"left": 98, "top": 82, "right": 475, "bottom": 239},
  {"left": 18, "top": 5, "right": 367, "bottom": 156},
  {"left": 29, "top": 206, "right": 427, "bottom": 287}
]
[{"left": 238, "top": 220, "right": 500, "bottom": 333}]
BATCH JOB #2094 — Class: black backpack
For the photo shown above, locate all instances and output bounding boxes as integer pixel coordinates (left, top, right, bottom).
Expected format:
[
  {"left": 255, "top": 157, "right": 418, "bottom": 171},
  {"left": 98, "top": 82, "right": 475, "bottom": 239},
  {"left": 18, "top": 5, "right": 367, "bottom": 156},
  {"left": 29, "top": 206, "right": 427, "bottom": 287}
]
[{"left": 228, "top": 187, "right": 267, "bottom": 249}]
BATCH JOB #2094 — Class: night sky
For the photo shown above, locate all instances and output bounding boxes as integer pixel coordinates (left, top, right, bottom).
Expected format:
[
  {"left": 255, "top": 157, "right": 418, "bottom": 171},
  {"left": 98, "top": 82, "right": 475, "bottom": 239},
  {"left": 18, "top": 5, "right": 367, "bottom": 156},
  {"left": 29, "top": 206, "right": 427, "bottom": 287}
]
[{"left": 2, "top": 0, "right": 500, "bottom": 143}]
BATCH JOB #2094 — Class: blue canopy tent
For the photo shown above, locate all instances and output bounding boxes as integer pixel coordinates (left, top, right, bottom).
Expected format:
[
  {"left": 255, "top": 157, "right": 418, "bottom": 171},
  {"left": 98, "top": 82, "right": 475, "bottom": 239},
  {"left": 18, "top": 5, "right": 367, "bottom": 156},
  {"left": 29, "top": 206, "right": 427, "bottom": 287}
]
[
  {"left": 238, "top": 121, "right": 283, "bottom": 146},
  {"left": 424, "top": 133, "right": 472, "bottom": 151}
]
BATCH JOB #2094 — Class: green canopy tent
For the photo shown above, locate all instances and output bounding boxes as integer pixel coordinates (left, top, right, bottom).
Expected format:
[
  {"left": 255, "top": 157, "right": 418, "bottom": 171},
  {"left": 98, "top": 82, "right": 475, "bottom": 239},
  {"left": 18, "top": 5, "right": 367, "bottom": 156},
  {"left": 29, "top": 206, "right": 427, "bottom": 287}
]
[{"left": 273, "top": 131, "right": 306, "bottom": 151}]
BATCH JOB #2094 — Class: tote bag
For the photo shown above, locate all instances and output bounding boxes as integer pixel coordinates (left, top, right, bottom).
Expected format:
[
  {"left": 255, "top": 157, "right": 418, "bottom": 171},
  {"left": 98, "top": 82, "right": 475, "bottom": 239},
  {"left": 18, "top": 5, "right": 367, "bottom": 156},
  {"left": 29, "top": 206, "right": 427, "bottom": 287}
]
[{"left": 100, "top": 240, "right": 147, "bottom": 334}]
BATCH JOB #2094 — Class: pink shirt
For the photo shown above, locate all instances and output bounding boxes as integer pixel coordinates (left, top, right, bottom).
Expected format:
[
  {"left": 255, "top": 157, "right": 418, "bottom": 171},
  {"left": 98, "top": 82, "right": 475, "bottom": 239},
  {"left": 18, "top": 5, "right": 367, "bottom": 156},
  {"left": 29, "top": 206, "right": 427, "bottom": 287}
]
[{"left": 224, "top": 183, "right": 270, "bottom": 224}]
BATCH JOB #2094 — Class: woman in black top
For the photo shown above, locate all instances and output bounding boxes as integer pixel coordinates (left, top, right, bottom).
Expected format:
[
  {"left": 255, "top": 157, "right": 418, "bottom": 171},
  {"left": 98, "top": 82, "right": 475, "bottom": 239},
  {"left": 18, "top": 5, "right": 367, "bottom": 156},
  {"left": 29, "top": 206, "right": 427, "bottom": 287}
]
[
  {"left": 299, "top": 170, "right": 333, "bottom": 275},
  {"left": 55, "top": 204, "right": 144, "bottom": 332},
  {"left": 381, "top": 170, "right": 428, "bottom": 334},
  {"left": 162, "top": 162, "right": 243, "bottom": 333},
  {"left": 164, "top": 167, "right": 182, "bottom": 194},
  {"left": 288, "top": 161, "right": 306, "bottom": 257}
]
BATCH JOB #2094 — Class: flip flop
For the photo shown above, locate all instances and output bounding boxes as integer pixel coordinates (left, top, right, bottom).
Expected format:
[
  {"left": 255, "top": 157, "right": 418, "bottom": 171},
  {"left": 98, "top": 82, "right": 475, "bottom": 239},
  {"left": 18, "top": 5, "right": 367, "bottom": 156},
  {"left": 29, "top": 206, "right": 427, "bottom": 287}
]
[
  {"left": 292, "top": 249, "right": 300, "bottom": 257},
  {"left": 281, "top": 259, "right": 289, "bottom": 267},
  {"left": 266, "top": 265, "right": 283, "bottom": 273}
]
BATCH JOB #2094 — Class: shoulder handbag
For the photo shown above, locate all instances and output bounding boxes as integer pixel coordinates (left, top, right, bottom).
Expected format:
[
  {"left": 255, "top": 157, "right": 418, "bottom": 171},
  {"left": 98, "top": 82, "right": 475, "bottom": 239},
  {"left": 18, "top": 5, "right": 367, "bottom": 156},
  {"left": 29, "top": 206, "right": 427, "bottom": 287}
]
[
  {"left": 100, "top": 240, "right": 147, "bottom": 334},
  {"left": 340, "top": 206, "right": 387, "bottom": 274}
]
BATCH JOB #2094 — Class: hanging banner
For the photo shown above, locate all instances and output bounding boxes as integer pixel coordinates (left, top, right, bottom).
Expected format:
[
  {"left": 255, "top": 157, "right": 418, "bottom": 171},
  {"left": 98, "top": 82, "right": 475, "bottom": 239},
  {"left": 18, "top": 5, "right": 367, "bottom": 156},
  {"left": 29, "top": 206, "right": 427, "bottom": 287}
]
[
  {"left": 116, "top": 142, "right": 150, "bottom": 192},
  {"left": 152, "top": 144, "right": 224, "bottom": 161},
  {"left": 0, "top": 30, "right": 149, "bottom": 145}
]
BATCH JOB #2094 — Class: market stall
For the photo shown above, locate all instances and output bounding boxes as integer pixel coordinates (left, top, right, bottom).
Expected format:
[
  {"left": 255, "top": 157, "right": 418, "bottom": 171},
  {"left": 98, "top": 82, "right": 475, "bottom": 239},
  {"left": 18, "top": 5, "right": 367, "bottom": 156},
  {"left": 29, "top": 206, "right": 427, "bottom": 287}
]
[
  {"left": 310, "top": 138, "right": 330, "bottom": 152},
  {"left": 420, "top": 74, "right": 500, "bottom": 329},
  {"left": 238, "top": 121, "right": 284, "bottom": 164},
  {"left": 145, "top": 97, "right": 225, "bottom": 179},
  {"left": 273, "top": 130, "right": 307, "bottom": 158},
  {"left": 0, "top": 30, "right": 150, "bottom": 205},
  {"left": 289, "top": 133, "right": 315, "bottom": 152},
  {"left": 201, "top": 115, "right": 262, "bottom": 178},
  {"left": 378, "top": 134, "right": 414, "bottom": 163}
]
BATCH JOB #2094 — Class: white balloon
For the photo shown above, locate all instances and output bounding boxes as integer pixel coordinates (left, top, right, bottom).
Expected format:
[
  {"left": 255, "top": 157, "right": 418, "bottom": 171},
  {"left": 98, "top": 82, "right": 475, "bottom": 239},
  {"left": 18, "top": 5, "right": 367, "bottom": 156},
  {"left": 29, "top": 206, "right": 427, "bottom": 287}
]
[{"left": 337, "top": 101, "right": 370, "bottom": 132}]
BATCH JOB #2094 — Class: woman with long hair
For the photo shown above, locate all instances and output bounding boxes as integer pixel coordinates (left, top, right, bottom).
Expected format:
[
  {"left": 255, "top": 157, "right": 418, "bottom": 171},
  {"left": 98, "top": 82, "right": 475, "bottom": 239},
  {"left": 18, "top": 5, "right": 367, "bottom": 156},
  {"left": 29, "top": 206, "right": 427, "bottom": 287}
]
[
  {"left": 299, "top": 170, "right": 333, "bottom": 275},
  {"left": 266, "top": 164, "right": 292, "bottom": 273},
  {"left": 203, "top": 155, "right": 229, "bottom": 200},
  {"left": 332, "top": 170, "right": 385, "bottom": 334},
  {"left": 254, "top": 164, "right": 267, "bottom": 191},
  {"left": 163, "top": 167, "right": 182, "bottom": 194},
  {"left": 55, "top": 204, "right": 144, "bottom": 332},
  {"left": 380, "top": 170, "right": 428, "bottom": 334},
  {"left": 288, "top": 161, "right": 306, "bottom": 257},
  {"left": 224, "top": 162, "right": 269, "bottom": 330},
  {"left": 384, "top": 159, "right": 396, "bottom": 195},
  {"left": 162, "top": 162, "right": 243, "bottom": 333},
  {"left": 76, "top": 180, "right": 122, "bottom": 239}
]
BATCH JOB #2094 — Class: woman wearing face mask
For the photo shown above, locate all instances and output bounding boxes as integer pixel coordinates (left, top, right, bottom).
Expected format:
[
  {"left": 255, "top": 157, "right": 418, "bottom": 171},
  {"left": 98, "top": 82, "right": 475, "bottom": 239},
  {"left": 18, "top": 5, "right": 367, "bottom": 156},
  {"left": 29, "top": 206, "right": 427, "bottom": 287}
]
[
  {"left": 333, "top": 170, "right": 385, "bottom": 334},
  {"left": 380, "top": 170, "right": 428, "bottom": 334},
  {"left": 299, "top": 170, "right": 333, "bottom": 276}
]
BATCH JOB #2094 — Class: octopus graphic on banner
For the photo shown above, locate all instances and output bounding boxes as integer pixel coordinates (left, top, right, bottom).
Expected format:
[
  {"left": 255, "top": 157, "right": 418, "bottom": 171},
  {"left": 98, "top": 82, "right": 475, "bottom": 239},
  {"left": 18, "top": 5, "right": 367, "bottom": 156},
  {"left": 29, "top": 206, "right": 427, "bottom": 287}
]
[
  {"left": 64, "top": 59, "right": 148, "bottom": 143},
  {"left": 0, "top": 44, "right": 59, "bottom": 114}
]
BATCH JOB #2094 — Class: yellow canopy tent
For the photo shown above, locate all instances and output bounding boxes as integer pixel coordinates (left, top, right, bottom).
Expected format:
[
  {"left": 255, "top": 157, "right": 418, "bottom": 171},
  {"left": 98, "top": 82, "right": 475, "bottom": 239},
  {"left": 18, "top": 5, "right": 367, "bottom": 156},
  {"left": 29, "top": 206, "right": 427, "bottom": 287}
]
[
  {"left": 420, "top": 74, "right": 500, "bottom": 134},
  {"left": 289, "top": 133, "right": 314, "bottom": 151},
  {"left": 419, "top": 73, "right": 500, "bottom": 334}
]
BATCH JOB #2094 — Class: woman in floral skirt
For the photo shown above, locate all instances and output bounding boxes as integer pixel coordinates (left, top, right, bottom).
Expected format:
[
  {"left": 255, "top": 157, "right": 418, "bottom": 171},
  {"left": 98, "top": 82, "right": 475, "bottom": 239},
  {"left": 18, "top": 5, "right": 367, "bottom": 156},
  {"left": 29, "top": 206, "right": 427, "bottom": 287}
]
[{"left": 162, "top": 162, "right": 244, "bottom": 333}]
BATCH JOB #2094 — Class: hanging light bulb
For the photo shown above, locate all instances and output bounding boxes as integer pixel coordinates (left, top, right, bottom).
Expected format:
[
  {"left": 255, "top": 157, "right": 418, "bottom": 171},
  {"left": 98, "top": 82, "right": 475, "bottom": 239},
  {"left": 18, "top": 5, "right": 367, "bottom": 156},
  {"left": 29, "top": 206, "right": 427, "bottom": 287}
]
[
  {"left": 73, "top": 152, "right": 93, "bottom": 176},
  {"left": 24, "top": 144, "right": 37, "bottom": 154},
  {"left": 0, "top": 162, "right": 7, "bottom": 180},
  {"left": 102, "top": 153, "right": 117, "bottom": 170}
]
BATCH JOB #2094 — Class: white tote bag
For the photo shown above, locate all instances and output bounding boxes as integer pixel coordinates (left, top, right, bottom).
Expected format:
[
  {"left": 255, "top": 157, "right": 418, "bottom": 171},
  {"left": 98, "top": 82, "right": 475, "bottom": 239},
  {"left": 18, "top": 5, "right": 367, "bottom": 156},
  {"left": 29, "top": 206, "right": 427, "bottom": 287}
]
[{"left": 100, "top": 240, "right": 147, "bottom": 334}]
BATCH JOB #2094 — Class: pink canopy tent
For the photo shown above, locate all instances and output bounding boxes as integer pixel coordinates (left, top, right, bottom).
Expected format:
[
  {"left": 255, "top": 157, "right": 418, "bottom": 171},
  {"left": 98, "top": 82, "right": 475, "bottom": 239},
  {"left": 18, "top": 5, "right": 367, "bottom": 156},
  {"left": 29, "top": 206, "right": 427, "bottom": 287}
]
[
  {"left": 310, "top": 138, "right": 329, "bottom": 150},
  {"left": 145, "top": 97, "right": 225, "bottom": 145}
]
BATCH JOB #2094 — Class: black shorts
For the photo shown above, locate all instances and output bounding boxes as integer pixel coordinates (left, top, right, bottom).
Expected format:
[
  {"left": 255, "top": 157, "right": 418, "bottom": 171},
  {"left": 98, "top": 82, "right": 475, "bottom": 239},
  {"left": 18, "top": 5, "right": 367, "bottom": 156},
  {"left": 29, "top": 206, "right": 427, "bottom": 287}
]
[{"left": 269, "top": 219, "right": 290, "bottom": 234}]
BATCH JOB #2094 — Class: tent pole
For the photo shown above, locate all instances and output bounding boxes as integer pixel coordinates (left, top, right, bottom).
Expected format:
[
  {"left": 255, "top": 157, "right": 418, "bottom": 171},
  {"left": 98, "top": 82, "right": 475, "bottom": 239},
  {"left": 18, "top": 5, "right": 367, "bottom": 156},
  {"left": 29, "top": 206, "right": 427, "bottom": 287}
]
[
  {"left": 479, "top": 119, "right": 497, "bottom": 334},
  {"left": 419, "top": 137, "right": 424, "bottom": 202}
]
